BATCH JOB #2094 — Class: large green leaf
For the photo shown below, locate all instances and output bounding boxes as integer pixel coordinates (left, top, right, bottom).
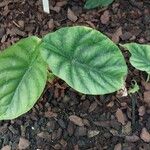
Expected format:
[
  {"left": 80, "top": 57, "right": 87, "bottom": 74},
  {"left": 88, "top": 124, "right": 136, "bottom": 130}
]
[
  {"left": 84, "top": 0, "right": 114, "bottom": 9},
  {"left": 122, "top": 43, "right": 150, "bottom": 74},
  {"left": 39, "top": 26, "right": 127, "bottom": 95},
  {"left": 0, "top": 36, "right": 47, "bottom": 120}
]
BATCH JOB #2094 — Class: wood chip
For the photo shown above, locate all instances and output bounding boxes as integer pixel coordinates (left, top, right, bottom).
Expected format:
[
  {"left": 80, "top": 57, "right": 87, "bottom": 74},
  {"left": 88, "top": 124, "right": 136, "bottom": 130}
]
[
  {"left": 125, "top": 135, "right": 139, "bottom": 142},
  {"left": 140, "top": 128, "right": 150, "bottom": 142},
  {"left": 56, "top": 1, "right": 67, "bottom": 7},
  {"left": 1, "top": 145, "right": 11, "bottom": 150},
  {"left": 116, "top": 108, "right": 126, "bottom": 125},
  {"left": 75, "top": 126, "right": 87, "bottom": 137},
  {"left": 120, "top": 32, "right": 132, "bottom": 40},
  {"left": 111, "top": 27, "right": 122, "bottom": 43},
  {"left": 122, "top": 121, "right": 132, "bottom": 135},
  {"left": 114, "top": 143, "right": 122, "bottom": 150},
  {"left": 37, "top": 132, "right": 51, "bottom": 139},
  {"left": 44, "top": 107, "right": 58, "bottom": 118},
  {"left": 74, "top": 145, "right": 79, "bottom": 150},
  {"left": 69, "top": 115, "right": 84, "bottom": 126},
  {"left": 18, "top": 20, "right": 25, "bottom": 29},
  {"left": 0, "top": 0, "right": 18, "bottom": 7},
  {"left": 0, "top": 1, "right": 8, "bottom": 7},
  {"left": 50, "top": 6, "right": 61, "bottom": 13},
  {"left": 67, "top": 8, "right": 78, "bottom": 22},
  {"left": 82, "top": 119, "right": 90, "bottom": 126},
  {"left": 53, "top": 144, "right": 61, "bottom": 149},
  {"left": 7, "top": 28, "right": 26, "bottom": 36},
  {"left": 142, "top": 81, "right": 150, "bottom": 91},
  {"left": 107, "top": 101, "right": 114, "bottom": 107},
  {"left": 116, "top": 86, "right": 128, "bottom": 98},
  {"left": 86, "top": 21, "right": 96, "bottom": 29},
  {"left": 59, "top": 138, "right": 67, "bottom": 147},
  {"left": 67, "top": 122, "right": 75, "bottom": 136},
  {"left": 100, "top": 10, "right": 110, "bottom": 24},
  {"left": 18, "top": 137, "right": 30, "bottom": 150},
  {"left": 0, "top": 28, "right": 5, "bottom": 39},
  {"left": 144, "top": 91, "right": 150, "bottom": 104},
  {"left": 48, "top": 19, "right": 55, "bottom": 30},
  {"left": 88, "top": 130, "right": 100, "bottom": 138}
]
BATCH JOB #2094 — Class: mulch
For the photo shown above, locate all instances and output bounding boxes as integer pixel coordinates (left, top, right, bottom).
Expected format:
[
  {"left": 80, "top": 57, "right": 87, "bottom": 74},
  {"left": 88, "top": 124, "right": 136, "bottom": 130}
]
[{"left": 0, "top": 0, "right": 150, "bottom": 149}]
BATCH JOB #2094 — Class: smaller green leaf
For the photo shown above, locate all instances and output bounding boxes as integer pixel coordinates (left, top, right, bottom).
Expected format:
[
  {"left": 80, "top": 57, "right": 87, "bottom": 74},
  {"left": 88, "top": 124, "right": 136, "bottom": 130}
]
[
  {"left": 128, "top": 80, "right": 139, "bottom": 94},
  {"left": 122, "top": 43, "right": 150, "bottom": 74},
  {"left": 84, "top": 0, "right": 114, "bottom": 9}
]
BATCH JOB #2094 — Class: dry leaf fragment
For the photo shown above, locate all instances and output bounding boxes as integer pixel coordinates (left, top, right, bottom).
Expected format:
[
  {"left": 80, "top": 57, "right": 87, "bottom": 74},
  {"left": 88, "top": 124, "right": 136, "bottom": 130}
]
[
  {"left": 69, "top": 115, "right": 84, "bottom": 126},
  {"left": 88, "top": 101, "right": 97, "bottom": 112},
  {"left": 116, "top": 108, "right": 126, "bottom": 125},
  {"left": 67, "top": 8, "right": 78, "bottom": 22},
  {"left": 138, "top": 106, "right": 145, "bottom": 116},
  {"left": 140, "top": 128, "right": 150, "bottom": 142},
  {"left": 1, "top": 145, "right": 11, "bottom": 150}
]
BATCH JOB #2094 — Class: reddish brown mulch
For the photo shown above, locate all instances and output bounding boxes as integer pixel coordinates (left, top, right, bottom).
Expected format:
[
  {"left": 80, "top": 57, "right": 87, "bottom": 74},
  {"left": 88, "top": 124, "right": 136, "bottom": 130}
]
[{"left": 0, "top": 0, "right": 150, "bottom": 149}]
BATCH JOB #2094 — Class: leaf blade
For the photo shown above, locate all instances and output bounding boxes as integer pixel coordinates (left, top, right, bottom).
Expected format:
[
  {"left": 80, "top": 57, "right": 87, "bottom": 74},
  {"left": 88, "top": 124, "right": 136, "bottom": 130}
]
[
  {"left": 39, "top": 26, "right": 127, "bottom": 95},
  {"left": 0, "top": 36, "right": 47, "bottom": 120},
  {"left": 84, "top": 0, "right": 114, "bottom": 9},
  {"left": 122, "top": 43, "right": 150, "bottom": 74}
]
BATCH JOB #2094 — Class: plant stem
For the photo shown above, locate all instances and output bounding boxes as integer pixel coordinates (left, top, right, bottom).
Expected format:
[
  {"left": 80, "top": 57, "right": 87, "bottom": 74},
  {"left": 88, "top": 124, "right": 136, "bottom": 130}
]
[{"left": 130, "top": 94, "right": 137, "bottom": 132}]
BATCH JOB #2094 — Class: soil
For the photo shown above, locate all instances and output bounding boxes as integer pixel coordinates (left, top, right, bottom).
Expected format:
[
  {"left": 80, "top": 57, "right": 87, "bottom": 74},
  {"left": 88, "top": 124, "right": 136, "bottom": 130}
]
[{"left": 0, "top": 0, "right": 150, "bottom": 149}]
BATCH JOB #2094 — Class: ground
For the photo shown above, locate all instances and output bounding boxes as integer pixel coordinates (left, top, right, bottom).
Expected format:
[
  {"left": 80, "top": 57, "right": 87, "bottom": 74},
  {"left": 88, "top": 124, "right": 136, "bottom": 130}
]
[{"left": 0, "top": 0, "right": 150, "bottom": 149}]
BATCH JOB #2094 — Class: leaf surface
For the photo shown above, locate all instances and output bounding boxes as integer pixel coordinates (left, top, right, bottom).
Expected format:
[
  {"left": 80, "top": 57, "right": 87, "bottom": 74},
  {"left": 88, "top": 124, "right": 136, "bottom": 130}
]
[
  {"left": 84, "top": 0, "right": 114, "bottom": 9},
  {"left": 123, "top": 43, "right": 150, "bottom": 74},
  {"left": 39, "top": 26, "right": 127, "bottom": 95},
  {"left": 0, "top": 36, "right": 47, "bottom": 120}
]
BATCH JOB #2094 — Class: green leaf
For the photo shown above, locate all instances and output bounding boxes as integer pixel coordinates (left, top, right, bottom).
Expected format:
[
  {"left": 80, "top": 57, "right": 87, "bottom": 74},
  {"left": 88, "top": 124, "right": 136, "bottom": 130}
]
[
  {"left": 39, "top": 26, "right": 127, "bottom": 95},
  {"left": 122, "top": 43, "right": 150, "bottom": 74},
  {"left": 84, "top": 0, "right": 114, "bottom": 9},
  {"left": 128, "top": 80, "right": 139, "bottom": 94},
  {"left": 0, "top": 36, "right": 47, "bottom": 120}
]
